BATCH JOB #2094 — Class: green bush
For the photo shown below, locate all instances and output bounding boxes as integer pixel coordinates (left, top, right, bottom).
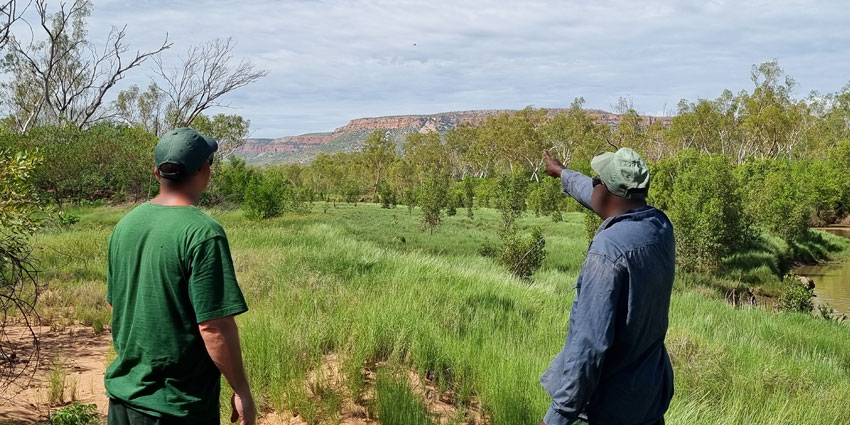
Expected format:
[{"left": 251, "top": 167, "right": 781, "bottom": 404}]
[
  {"left": 1, "top": 149, "right": 45, "bottom": 361},
  {"left": 648, "top": 156, "right": 677, "bottom": 212},
  {"left": 1, "top": 123, "right": 156, "bottom": 205},
  {"left": 531, "top": 177, "right": 564, "bottom": 222},
  {"left": 401, "top": 188, "right": 417, "bottom": 214},
  {"left": 378, "top": 180, "right": 396, "bottom": 209},
  {"left": 778, "top": 274, "right": 814, "bottom": 313},
  {"left": 738, "top": 159, "right": 812, "bottom": 242},
  {"left": 418, "top": 176, "right": 448, "bottom": 232},
  {"left": 492, "top": 171, "right": 528, "bottom": 231},
  {"left": 242, "top": 171, "right": 291, "bottom": 220},
  {"left": 44, "top": 402, "right": 98, "bottom": 425},
  {"left": 461, "top": 177, "right": 476, "bottom": 218},
  {"left": 205, "top": 156, "right": 256, "bottom": 206},
  {"left": 670, "top": 150, "right": 749, "bottom": 271},
  {"left": 499, "top": 227, "right": 546, "bottom": 280}
]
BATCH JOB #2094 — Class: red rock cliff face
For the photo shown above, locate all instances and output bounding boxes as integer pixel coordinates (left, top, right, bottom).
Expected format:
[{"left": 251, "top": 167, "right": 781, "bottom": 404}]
[
  {"left": 239, "top": 133, "right": 335, "bottom": 155},
  {"left": 237, "top": 109, "right": 672, "bottom": 162}
]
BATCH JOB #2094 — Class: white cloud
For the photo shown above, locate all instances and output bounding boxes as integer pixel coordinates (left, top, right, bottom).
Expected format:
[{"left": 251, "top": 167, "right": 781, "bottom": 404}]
[{"left": 25, "top": 0, "right": 850, "bottom": 136}]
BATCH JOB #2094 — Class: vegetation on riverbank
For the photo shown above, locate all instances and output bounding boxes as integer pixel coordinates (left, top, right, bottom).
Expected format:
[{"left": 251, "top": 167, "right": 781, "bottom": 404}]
[{"left": 29, "top": 203, "right": 850, "bottom": 424}]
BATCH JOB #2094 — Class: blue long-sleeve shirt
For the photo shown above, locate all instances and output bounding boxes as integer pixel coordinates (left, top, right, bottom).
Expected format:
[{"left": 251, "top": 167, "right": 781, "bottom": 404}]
[{"left": 540, "top": 169, "right": 675, "bottom": 425}]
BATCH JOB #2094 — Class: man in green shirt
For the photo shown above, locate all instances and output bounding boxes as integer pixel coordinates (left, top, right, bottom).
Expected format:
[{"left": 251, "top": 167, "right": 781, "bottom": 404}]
[{"left": 106, "top": 128, "right": 256, "bottom": 425}]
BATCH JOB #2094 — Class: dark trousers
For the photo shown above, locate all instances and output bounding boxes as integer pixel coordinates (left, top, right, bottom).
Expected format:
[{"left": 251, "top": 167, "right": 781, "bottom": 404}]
[{"left": 107, "top": 399, "right": 219, "bottom": 425}]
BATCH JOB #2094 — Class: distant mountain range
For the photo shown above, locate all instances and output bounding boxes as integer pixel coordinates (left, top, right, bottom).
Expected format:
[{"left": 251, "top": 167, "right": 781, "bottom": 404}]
[{"left": 235, "top": 109, "right": 671, "bottom": 164}]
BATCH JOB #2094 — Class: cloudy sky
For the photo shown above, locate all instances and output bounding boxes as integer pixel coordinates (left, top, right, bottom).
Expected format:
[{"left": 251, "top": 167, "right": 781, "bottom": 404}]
[{"left": 50, "top": 0, "right": 850, "bottom": 137}]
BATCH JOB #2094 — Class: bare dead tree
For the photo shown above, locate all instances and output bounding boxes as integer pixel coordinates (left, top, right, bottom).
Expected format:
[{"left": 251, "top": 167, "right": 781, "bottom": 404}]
[
  {"left": 0, "top": 0, "right": 26, "bottom": 50},
  {"left": 0, "top": 240, "right": 41, "bottom": 397},
  {"left": 154, "top": 37, "right": 268, "bottom": 128},
  {"left": 4, "top": 0, "right": 171, "bottom": 132}
]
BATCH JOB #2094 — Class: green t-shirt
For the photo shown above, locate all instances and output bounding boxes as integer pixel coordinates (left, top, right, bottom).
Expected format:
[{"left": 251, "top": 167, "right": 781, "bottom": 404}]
[{"left": 105, "top": 202, "right": 248, "bottom": 421}]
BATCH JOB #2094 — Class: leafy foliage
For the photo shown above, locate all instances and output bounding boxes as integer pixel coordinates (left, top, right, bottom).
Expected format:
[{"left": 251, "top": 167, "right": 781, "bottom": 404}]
[
  {"left": 44, "top": 402, "right": 99, "bottom": 425},
  {"left": 670, "top": 151, "right": 749, "bottom": 271},
  {"left": 205, "top": 156, "right": 256, "bottom": 207},
  {"left": 500, "top": 227, "right": 546, "bottom": 280},
  {"left": 778, "top": 274, "right": 814, "bottom": 314},
  {"left": 0, "top": 149, "right": 44, "bottom": 389},
  {"left": 418, "top": 176, "right": 448, "bottom": 232},
  {"left": 242, "top": 171, "right": 291, "bottom": 220},
  {"left": 0, "top": 123, "right": 157, "bottom": 204}
]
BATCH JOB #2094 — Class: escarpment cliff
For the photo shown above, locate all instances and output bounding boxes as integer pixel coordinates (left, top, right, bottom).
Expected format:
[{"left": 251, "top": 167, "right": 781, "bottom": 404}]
[{"left": 236, "top": 109, "right": 671, "bottom": 164}]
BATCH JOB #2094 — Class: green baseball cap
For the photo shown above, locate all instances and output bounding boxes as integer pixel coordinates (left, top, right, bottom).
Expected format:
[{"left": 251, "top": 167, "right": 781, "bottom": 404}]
[
  {"left": 154, "top": 127, "right": 218, "bottom": 180},
  {"left": 590, "top": 148, "right": 650, "bottom": 199}
]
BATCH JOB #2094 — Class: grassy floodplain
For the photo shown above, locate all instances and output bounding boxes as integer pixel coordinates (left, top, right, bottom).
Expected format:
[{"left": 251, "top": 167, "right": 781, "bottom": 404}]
[{"left": 31, "top": 202, "right": 850, "bottom": 425}]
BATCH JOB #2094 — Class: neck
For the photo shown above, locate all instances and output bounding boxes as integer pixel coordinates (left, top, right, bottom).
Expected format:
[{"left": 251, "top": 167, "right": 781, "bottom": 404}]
[
  {"left": 151, "top": 186, "right": 197, "bottom": 206},
  {"left": 602, "top": 200, "right": 647, "bottom": 220}
]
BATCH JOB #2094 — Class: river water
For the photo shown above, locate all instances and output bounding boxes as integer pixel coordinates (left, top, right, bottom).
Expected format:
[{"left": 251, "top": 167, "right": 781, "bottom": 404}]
[{"left": 795, "top": 227, "right": 850, "bottom": 315}]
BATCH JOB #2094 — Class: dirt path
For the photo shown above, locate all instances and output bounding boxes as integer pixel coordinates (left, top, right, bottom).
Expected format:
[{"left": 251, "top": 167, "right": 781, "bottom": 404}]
[{"left": 0, "top": 326, "right": 111, "bottom": 424}]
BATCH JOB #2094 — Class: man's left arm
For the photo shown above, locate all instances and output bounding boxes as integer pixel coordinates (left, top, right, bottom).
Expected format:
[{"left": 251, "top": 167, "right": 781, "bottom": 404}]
[{"left": 543, "top": 253, "right": 624, "bottom": 425}]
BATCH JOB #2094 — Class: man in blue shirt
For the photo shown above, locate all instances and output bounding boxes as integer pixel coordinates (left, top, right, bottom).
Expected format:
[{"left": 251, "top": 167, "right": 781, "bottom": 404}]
[{"left": 539, "top": 148, "right": 675, "bottom": 425}]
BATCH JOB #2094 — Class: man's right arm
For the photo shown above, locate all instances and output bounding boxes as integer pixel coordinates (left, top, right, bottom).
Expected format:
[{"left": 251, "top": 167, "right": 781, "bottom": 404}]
[
  {"left": 560, "top": 169, "right": 593, "bottom": 211},
  {"left": 199, "top": 316, "right": 256, "bottom": 425}
]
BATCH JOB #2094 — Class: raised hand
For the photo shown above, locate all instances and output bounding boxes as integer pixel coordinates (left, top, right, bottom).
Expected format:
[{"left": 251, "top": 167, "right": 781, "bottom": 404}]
[{"left": 543, "top": 149, "right": 566, "bottom": 178}]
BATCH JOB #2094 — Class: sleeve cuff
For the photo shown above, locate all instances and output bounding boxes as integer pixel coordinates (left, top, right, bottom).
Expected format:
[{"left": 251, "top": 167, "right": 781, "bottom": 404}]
[
  {"left": 195, "top": 303, "right": 249, "bottom": 323},
  {"left": 559, "top": 169, "right": 572, "bottom": 193},
  {"left": 543, "top": 404, "right": 575, "bottom": 425}
]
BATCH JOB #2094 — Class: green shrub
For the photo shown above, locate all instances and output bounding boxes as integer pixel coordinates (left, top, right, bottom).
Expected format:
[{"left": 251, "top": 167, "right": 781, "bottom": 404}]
[
  {"left": 1, "top": 123, "right": 156, "bottom": 205},
  {"left": 401, "top": 188, "right": 417, "bottom": 214},
  {"left": 45, "top": 402, "right": 98, "bottom": 425},
  {"left": 778, "top": 274, "right": 814, "bottom": 313},
  {"left": 648, "top": 156, "right": 677, "bottom": 212},
  {"left": 242, "top": 171, "right": 291, "bottom": 220},
  {"left": 670, "top": 151, "right": 749, "bottom": 271},
  {"left": 205, "top": 156, "right": 256, "bottom": 206},
  {"left": 738, "top": 159, "right": 812, "bottom": 242},
  {"left": 461, "top": 177, "right": 476, "bottom": 218},
  {"left": 474, "top": 178, "right": 495, "bottom": 208},
  {"left": 418, "top": 176, "right": 448, "bottom": 232},
  {"left": 378, "top": 180, "right": 396, "bottom": 209},
  {"left": 500, "top": 227, "right": 546, "bottom": 280},
  {"left": 492, "top": 171, "right": 528, "bottom": 232}
]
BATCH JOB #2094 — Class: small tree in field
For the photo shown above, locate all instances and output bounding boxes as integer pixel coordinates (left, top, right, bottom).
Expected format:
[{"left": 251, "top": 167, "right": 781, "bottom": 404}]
[
  {"left": 483, "top": 171, "right": 546, "bottom": 280},
  {"left": 242, "top": 171, "right": 290, "bottom": 220},
  {"left": 531, "top": 177, "right": 563, "bottom": 222},
  {"left": 401, "top": 188, "right": 417, "bottom": 215},
  {"left": 378, "top": 180, "right": 396, "bottom": 209},
  {"left": 671, "top": 150, "right": 749, "bottom": 271},
  {"left": 493, "top": 171, "right": 528, "bottom": 233},
  {"left": 419, "top": 176, "right": 448, "bottom": 233},
  {"left": 461, "top": 177, "right": 475, "bottom": 218}
]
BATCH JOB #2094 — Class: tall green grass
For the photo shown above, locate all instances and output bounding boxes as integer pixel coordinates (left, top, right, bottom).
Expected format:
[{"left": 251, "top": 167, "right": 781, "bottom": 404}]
[
  {"left": 376, "top": 367, "right": 436, "bottom": 425},
  {"left": 32, "top": 203, "right": 850, "bottom": 424}
]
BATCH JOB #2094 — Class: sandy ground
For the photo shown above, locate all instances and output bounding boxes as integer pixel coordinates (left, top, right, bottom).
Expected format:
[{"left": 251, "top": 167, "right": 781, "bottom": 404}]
[
  {"left": 1, "top": 331, "right": 486, "bottom": 425},
  {"left": 0, "top": 326, "right": 111, "bottom": 424}
]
